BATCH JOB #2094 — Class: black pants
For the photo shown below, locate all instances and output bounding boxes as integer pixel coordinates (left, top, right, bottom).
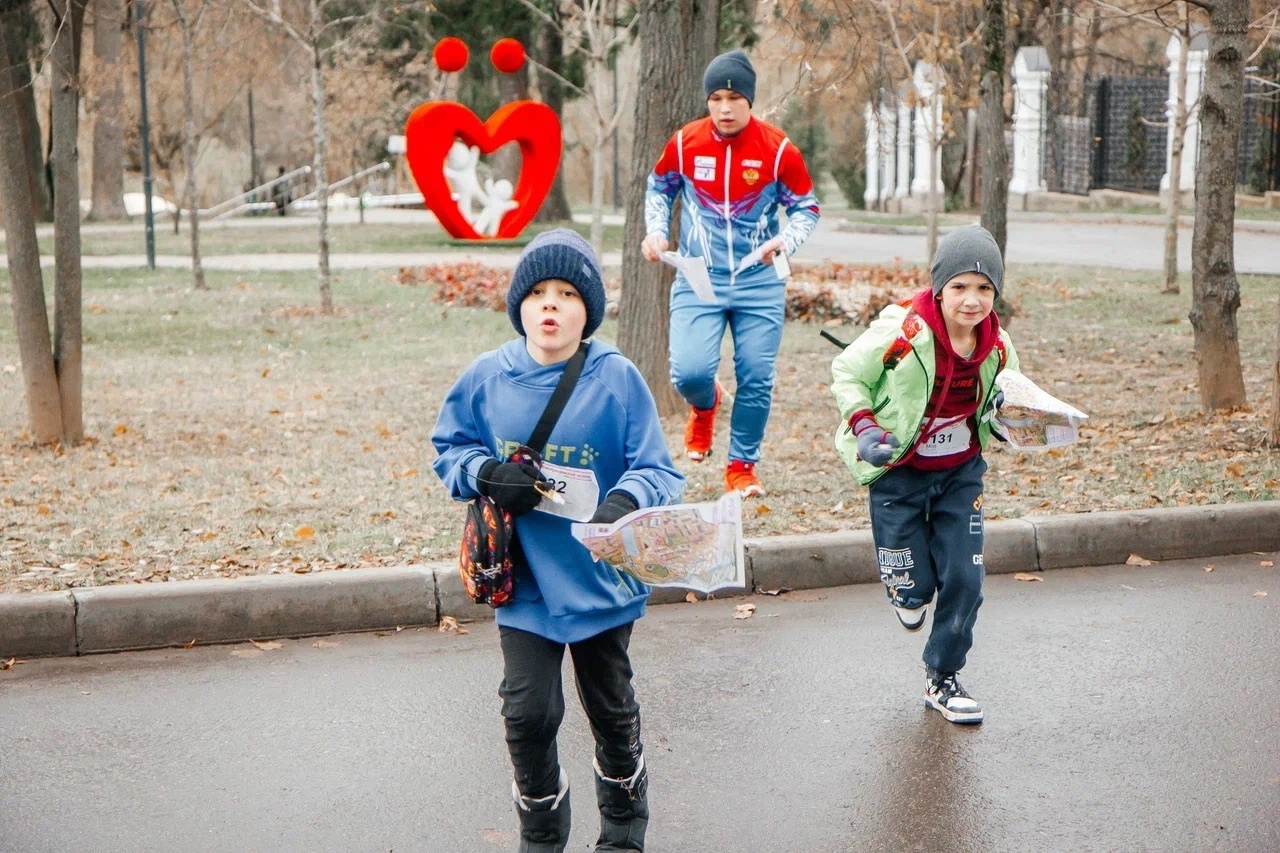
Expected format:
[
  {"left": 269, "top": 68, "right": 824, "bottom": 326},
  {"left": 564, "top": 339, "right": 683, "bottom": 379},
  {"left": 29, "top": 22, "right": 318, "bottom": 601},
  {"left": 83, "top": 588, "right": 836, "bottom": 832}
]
[
  {"left": 499, "top": 623, "right": 644, "bottom": 799},
  {"left": 868, "top": 454, "right": 987, "bottom": 674}
]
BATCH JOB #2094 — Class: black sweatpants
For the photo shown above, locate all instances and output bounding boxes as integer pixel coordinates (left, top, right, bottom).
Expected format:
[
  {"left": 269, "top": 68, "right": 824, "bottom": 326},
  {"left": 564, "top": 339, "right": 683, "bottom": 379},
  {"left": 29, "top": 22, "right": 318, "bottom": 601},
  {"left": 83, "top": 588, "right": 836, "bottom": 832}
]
[
  {"left": 499, "top": 623, "right": 644, "bottom": 799},
  {"left": 867, "top": 453, "right": 987, "bottom": 674}
]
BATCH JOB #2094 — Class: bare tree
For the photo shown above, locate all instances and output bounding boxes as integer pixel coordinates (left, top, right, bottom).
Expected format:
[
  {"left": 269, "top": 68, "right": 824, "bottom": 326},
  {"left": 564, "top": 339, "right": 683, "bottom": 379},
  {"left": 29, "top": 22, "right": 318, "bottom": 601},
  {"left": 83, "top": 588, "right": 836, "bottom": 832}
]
[
  {"left": 169, "top": 0, "right": 209, "bottom": 290},
  {"left": 618, "top": 0, "right": 719, "bottom": 415},
  {"left": 1187, "top": 0, "right": 1248, "bottom": 410},
  {"left": 89, "top": 0, "right": 128, "bottom": 220},
  {"left": 518, "top": 0, "right": 638, "bottom": 256},
  {"left": 1089, "top": 0, "right": 1204, "bottom": 294},
  {"left": 243, "top": 0, "right": 374, "bottom": 312},
  {"left": 1, "top": 1, "right": 54, "bottom": 222},
  {"left": 0, "top": 3, "right": 86, "bottom": 445},
  {"left": 49, "top": 0, "right": 88, "bottom": 443}
]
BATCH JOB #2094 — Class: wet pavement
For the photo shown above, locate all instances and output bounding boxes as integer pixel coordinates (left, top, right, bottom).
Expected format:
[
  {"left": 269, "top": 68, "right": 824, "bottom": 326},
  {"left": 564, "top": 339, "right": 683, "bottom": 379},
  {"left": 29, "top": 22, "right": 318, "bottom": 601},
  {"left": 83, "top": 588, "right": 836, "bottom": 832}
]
[{"left": 2, "top": 552, "right": 1276, "bottom": 852}]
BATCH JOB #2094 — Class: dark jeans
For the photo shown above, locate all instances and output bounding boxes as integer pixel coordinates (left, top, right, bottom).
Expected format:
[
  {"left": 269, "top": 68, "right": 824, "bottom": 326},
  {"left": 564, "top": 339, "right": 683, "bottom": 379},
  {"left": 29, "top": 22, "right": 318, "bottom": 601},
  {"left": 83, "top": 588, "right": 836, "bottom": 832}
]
[
  {"left": 499, "top": 623, "right": 643, "bottom": 799},
  {"left": 868, "top": 454, "right": 987, "bottom": 674}
]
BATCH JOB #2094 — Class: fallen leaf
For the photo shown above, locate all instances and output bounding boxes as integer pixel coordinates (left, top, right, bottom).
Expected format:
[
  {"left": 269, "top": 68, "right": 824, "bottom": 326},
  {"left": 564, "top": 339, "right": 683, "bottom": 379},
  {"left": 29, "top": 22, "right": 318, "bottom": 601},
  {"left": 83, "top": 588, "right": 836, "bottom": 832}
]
[
  {"left": 1261, "top": 561, "right": 1274, "bottom": 568},
  {"left": 759, "top": 588, "right": 792, "bottom": 596},
  {"left": 250, "top": 639, "right": 283, "bottom": 650},
  {"left": 1126, "top": 553, "right": 1153, "bottom": 567},
  {"left": 755, "top": 503, "right": 772, "bottom": 516},
  {"left": 685, "top": 591, "right": 699, "bottom": 603},
  {"left": 183, "top": 637, "right": 199, "bottom": 649},
  {"left": 438, "top": 616, "right": 468, "bottom": 635},
  {"left": 1013, "top": 572, "right": 1043, "bottom": 582},
  {"left": 1254, "top": 591, "right": 1268, "bottom": 598},
  {"left": 294, "top": 525, "right": 316, "bottom": 540},
  {"left": 734, "top": 603, "right": 756, "bottom": 619},
  {"left": 1, "top": 658, "right": 16, "bottom": 671},
  {"left": 1204, "top": 564, "right": 1215, "bottom": 572},
  {"left": 312, "top": 639, "right": 341, "bottom": 648}
]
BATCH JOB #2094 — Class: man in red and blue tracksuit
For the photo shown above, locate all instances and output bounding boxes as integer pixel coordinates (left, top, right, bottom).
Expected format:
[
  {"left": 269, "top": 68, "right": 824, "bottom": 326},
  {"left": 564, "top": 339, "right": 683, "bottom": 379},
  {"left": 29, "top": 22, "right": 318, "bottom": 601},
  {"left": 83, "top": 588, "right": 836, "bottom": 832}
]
[{"left": 641, "top": 49, "right": 821, "bottom": 498}]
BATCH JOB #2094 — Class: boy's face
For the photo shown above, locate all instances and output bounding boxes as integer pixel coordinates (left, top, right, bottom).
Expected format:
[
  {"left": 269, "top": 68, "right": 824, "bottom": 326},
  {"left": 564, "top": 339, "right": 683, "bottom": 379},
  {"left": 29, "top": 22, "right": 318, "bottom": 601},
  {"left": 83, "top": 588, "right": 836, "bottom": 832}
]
[
  {"left": 706, "top": 90, "right": 751, "bottom": 137},
  {"left": 937, "top": 272, "right": 996, "bottom": 334},
  {"left": 521, "top": 278, "right": 587, "bottom": 365}
]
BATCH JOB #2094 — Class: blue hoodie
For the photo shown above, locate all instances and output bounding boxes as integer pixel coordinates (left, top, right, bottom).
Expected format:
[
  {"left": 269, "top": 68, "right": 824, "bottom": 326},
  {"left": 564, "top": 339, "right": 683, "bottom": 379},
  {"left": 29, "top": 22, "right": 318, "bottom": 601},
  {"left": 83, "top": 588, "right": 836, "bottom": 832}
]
[{"left": 432, "top": 339, "right": 685, "bottom": 644}]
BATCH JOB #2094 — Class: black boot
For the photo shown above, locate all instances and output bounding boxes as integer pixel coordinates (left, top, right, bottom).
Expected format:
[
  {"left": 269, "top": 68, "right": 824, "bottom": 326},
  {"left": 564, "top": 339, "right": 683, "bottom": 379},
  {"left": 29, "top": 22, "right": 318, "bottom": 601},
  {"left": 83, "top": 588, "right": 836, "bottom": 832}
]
[
  {"left": 593, "top": 757, "right": 648, "bottom": 852},
  {"left": 513, "top": 769, "right": 571, "bottom": 853}
]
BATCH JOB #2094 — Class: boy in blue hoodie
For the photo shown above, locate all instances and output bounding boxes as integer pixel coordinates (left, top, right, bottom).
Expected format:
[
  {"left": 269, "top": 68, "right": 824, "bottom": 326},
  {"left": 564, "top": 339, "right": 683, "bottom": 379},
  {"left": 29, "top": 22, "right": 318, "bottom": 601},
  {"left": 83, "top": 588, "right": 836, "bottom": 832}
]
[
  {"left": 831, "top": 226, "right": 1020, "bottom": 726},
  {"left": 433, "top": 229, "right": 684, "bottom": 852}
]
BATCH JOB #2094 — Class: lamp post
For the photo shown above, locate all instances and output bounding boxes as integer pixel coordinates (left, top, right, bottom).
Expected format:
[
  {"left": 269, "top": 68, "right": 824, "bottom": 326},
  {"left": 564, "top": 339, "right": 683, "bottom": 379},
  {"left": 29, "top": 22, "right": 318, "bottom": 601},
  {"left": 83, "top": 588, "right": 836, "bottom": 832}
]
[{"left": 134, "top": 0, "right": 155, "bottom": 269}]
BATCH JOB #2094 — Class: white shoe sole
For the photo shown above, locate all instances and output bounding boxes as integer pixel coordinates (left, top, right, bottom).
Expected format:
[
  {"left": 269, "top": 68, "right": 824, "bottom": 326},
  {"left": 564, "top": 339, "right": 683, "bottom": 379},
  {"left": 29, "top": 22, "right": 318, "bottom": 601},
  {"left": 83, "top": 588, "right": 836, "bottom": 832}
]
[
  {"left": 687, "top": 449, "right": 710, "bottom": 462},
  {"left": 924, "top": 694, "right": 984, "bottom": 724},
  {"left": 894, "top": 605, "right": 926, "bottom": 631}
]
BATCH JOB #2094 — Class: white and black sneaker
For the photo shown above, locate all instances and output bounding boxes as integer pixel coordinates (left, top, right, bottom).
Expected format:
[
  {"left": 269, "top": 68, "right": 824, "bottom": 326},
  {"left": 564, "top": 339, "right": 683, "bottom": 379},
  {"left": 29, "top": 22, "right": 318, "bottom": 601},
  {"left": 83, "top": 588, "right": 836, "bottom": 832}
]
[
  {"left": 924, "top": 668, "right": 983, "bottom": 724},
  {"left": 893, "top": 603, "right": 927, "bottom": 632}
]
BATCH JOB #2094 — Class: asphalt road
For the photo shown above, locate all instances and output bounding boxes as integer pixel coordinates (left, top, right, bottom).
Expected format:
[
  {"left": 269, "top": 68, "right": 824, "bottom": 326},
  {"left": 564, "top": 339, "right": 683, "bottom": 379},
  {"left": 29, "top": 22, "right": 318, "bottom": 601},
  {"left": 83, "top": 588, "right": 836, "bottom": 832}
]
[{"left": 2, "top": 552, "right": 1276, "bottom": 853}]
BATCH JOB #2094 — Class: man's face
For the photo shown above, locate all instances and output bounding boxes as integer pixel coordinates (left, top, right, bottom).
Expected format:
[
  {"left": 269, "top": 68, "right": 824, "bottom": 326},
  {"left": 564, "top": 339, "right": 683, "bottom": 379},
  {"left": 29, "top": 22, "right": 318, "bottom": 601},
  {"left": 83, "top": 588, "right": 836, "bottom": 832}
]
[{"left": 706, "top": 90, "right": 751, "bottom": 136}]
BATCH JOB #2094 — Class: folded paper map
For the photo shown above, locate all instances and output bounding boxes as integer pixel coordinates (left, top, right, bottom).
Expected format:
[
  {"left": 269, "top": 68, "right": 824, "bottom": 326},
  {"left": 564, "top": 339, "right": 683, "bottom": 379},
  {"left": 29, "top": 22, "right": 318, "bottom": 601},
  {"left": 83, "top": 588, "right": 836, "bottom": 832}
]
[
  {"left": 571, "top": 491, "right": 745, "bottom": 594},
  {"left": 993, "top": 370, "right": 1088, "bottom": 451}
]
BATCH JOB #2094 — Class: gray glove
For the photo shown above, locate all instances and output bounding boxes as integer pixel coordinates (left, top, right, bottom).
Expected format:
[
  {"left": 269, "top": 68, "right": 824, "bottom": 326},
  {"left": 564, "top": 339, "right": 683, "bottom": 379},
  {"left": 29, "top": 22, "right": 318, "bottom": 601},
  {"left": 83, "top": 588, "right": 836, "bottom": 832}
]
[{"left": 854, "top": 421, "right": 900, "bottom": 468}]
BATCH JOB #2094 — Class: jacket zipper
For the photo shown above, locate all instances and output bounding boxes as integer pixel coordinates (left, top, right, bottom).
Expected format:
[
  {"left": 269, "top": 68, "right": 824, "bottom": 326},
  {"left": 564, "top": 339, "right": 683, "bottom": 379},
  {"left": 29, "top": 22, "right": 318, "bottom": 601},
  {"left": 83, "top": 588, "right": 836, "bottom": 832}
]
[{"left": 724, "top": 141, "right": 735, "bottom": 283}]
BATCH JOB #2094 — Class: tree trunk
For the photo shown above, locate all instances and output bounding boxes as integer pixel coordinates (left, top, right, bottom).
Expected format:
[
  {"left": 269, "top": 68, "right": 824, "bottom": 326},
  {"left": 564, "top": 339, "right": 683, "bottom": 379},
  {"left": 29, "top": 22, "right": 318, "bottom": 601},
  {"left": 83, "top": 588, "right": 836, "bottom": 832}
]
[
  {"left": 49, "top": 0, "right": 87, "bottom": 444},
  {"left": 175, "top": 1, "right": 207, "bottom": 290},
  {"left": 1189, "top": 0, "right": 1247, "bottom": 411},
  {"left": 89, "top": 0, "right": 127, "bottom": 220},
  {"left": 1, "top": 2, "right": 54, "bottom": 222},
  {"left": 589, "top": 54, "right": 611, "bottom": 257},
  {"left": 0, "top": 25, "right": 64, "bottom": 444},
  {"left": 1163, "top": 12, "right": 1190, "bottom": 295},
  {"left": 308, "top": 1, "right": 332, "bottom": 312},
  {"left": 978, "top": 0, "right": 1007, "bottom": 258},
  {"left": 532, "top": 9, "right": 571, "bottom": 223},
  {"left": 618, "top": 0, "right": 719, "bottom": 416}
]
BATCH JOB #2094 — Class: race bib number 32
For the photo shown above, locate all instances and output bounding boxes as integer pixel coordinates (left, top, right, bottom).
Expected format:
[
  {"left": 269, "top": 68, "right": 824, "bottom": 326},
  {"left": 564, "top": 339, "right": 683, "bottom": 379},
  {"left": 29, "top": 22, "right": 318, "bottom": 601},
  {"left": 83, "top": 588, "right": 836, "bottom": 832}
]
[{"left": 536, "top": 461, "right": 601, "bottom": 523}]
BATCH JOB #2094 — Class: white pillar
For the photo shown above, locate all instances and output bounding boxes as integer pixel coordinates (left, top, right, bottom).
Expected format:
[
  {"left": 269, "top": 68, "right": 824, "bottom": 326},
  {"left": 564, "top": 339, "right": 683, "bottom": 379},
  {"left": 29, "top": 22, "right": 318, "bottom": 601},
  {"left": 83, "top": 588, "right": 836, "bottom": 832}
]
[
  {"left": 1161, "top": 32, "right": 1208, "bottom": 191},
  {"left": 910, "top": 62, "right": 945, "bottom": 197},
  {"left": 1009, "top": 46, "right": 1049, "bottom": 195},
  {"left": 895, "top": 92, "right": 911, "bottom": 199},
  {"left": 878, "top": 100, "right": 897, "bottom": 205},
  {"left": 864, "top": 103, "right": 880, "bottom": 209}
]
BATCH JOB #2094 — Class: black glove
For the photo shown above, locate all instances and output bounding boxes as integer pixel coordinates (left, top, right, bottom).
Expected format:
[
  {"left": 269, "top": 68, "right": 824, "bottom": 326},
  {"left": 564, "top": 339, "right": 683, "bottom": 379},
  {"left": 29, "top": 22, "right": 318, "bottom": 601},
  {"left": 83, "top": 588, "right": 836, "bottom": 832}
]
[
  {"left": 478, "top": 458, "right": 546, "bottom": 517},
  {"left": 589, "top": 491, "right": 639, "bottom": 525}
]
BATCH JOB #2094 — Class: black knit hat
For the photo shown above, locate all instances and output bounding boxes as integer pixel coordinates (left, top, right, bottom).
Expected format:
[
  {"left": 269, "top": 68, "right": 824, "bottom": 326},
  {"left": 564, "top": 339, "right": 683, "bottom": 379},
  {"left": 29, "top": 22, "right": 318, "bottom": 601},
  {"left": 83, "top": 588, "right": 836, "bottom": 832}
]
[
  {"left": 703, "top": 49, "right": 756, "bottom": 105},
  {"left": 506, "top": 228, "right": 606, "bottom": 338},
  {"left": 930, "top": 226, "right": 1004, "bottom": 297}
]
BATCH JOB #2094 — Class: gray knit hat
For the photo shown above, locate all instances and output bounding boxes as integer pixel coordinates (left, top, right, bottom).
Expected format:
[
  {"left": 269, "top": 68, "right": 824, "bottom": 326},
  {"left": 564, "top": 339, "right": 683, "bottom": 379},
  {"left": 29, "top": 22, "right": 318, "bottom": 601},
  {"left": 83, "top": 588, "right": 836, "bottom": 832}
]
[
  {"left": 930, "top": 226, "right": 1004, "bottom": 296},
  {"left": 506, "top": 228, "right": 606, "bottom": 338},
  {"left": 703, "top": 49, "right": 756, "bottom": 105}
]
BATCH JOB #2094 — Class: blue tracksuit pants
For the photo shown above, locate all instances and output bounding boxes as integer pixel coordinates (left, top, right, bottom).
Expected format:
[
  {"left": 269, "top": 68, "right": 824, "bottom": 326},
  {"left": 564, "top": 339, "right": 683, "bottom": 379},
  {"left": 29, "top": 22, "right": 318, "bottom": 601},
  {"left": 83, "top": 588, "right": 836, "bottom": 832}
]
[
  {"left": 668, "top": 274, "right": 785, "bottom": 464},
  {"left": 867, "top": 454, "right": 987, "bottom": 674}
]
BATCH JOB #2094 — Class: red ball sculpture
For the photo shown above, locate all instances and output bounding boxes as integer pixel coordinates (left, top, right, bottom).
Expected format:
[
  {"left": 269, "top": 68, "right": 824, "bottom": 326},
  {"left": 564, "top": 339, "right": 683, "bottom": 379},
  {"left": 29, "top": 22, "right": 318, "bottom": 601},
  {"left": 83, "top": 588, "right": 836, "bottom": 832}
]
[
  {"left": 433, "top": 37, "right": 469, "bottom": 73},
  {"left": 490, "top": 38, "right": 525, "bottom": 74}
]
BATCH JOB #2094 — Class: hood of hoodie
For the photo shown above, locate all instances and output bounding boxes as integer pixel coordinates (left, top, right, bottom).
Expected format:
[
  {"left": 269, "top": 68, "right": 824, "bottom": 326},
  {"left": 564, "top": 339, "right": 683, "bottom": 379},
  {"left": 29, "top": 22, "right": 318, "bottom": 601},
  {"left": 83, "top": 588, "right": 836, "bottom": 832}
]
[{"left": 495, "top": 337, "right": 620, "bottom": 388}]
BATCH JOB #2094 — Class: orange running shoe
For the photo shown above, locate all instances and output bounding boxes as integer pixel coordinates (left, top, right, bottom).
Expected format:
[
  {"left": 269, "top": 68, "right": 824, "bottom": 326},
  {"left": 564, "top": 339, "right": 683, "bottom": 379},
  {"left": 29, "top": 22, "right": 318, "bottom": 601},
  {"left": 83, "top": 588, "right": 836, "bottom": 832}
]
[
  {"left": 683, "top": 383, "right": 722, "bottom": 462},
  {"left": 725, "top": 460, "right": 766, "bottom": 497}
]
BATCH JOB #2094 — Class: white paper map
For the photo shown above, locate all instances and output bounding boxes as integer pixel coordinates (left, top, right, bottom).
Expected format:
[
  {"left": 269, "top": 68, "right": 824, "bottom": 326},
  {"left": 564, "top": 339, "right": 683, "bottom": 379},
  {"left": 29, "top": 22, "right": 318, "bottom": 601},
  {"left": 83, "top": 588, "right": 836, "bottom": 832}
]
[
  {"left": 571, "top": 491, "right": 745, "bottom": 594},
  {"left": 993, "top": 370, "right": 1088, "bottom": 451},
  {"left": 660, "top": 251, "right": 716, "bottom": 303}
]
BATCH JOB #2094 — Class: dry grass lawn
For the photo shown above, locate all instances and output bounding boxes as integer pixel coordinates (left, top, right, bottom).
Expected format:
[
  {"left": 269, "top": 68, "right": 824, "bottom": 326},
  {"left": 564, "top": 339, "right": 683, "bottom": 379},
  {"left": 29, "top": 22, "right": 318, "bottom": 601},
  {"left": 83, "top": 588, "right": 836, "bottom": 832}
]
[{"left": 2, "top": 262, "right": 1278, "bottom": 594}]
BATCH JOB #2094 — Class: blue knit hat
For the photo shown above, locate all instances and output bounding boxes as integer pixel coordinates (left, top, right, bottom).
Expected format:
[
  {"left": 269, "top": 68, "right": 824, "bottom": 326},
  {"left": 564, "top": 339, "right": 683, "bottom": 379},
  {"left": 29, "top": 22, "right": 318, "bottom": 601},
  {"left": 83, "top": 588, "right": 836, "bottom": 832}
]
[
  {"left": 506, "top": 228, "right": 606, "bottom": 338},
  {"left": 703, "top": 49, "right": 756, "bottom": 105}
]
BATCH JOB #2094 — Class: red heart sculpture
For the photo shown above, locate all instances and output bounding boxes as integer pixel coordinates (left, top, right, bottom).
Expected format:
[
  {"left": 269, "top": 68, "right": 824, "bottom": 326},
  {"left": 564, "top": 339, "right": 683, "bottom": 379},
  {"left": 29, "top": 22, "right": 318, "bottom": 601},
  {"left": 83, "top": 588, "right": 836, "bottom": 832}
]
[{"left": 404, "top": 100, "right": 562, "bottom": 240}]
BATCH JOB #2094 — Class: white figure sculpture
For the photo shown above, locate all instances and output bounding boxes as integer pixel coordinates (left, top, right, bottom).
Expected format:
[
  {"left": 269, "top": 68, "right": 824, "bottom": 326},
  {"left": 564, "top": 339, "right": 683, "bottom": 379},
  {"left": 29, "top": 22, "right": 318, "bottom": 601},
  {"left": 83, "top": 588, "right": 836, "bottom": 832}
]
[
  {"left": 473, "top": 178, "right": 519, "bottom": 237},
  {"left": 443, "top": 141, "right": 488, "bottom": 224}
]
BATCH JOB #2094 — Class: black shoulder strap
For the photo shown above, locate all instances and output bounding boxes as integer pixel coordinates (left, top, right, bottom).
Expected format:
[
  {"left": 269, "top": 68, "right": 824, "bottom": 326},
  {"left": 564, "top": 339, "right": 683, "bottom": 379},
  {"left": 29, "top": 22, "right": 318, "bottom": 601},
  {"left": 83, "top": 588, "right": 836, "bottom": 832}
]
[{"left": 526, "top": 341, "right": 589, "bottom": 455}]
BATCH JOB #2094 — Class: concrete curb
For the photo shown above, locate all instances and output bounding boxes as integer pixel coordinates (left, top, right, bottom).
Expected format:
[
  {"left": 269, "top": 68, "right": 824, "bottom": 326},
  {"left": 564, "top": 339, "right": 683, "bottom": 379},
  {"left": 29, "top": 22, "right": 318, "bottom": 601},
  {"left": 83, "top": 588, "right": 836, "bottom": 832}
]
[{"left": 3, "top": 502, "right": 1278, "bottom": 659}]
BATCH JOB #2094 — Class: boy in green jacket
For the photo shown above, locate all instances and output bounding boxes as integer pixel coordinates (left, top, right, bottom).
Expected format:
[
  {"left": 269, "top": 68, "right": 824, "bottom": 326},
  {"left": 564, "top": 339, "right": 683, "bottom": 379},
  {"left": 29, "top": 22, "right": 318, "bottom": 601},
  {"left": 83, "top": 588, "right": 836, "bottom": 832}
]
[{"left": 831, "top": 226, "right": 1020, "bottom": 724}]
